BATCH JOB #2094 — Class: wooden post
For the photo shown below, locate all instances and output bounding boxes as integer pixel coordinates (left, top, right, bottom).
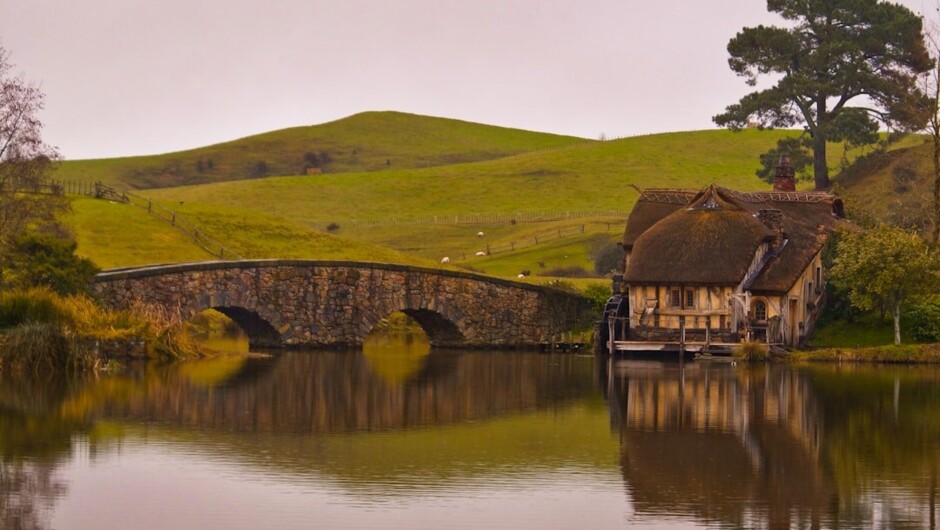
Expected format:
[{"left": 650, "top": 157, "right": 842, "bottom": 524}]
[
  {"left": 679, "top": 315, "right": 686, "bottom": 359},
  {"left": 608, "top": 317, "right": 616, "bottom": 355}
]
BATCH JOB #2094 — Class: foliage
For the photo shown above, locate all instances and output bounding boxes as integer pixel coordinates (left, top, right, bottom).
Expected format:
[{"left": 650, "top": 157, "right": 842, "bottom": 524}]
[
  {"left": 756, "top": 136, "right": 813, "bottom": 183},
  {"left": 0, "top": 233, "right": 98, "bottom": 295},
  {"left": 830, "top": 224, "right": 940, "bottom": 344},
  {"left": 589, "top": 236, "right": 622, "bottom": 276},
  {"left": 0, "top": 287, "right": 74, "bottom": 329},
  {"left": 0, "top": 287, "right": 207, "bottom": 371},
  {"left": 582, "top": 283, "right": 612, "bottom": 313},
  {"left": 903, "top": 300, "right": 940, "bottom": 343},
  {"left": 0, "top": 46, "right": 66, "bottom": 276},
  {"left": 733, "top": 341, "right": 769, "bottom": 361},
  {"left": 714, "top": 0, "right": 931, "bottom": 190}
]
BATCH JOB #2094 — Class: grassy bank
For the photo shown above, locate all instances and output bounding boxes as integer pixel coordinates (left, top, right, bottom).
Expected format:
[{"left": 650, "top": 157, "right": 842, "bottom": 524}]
[
  {"left": 0, "top": 287, "right": 208, "bottom": 372},
  {"left": 789, "top": 343, "right": 940, "bottom": 363}
]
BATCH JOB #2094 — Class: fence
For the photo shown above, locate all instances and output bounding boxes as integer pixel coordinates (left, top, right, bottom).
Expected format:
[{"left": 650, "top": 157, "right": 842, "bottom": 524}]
[
  {"left": 124, "top": 191, "right": 245, "bottom": 261},
  {"left": 308, "top": 210, "right": 628, "bottom": 229}
]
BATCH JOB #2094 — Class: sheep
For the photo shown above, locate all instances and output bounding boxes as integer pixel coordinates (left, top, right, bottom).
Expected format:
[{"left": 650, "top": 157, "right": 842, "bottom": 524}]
[
  {"left": 517, "top": 274, "right": 525, "bottom": 279},
  {"left": 477, "top": 231, "right": 485, "bottom": 237},
  {"left": 475, "top": 251, "right": 486, "bottom": 257},
  {"left": 441, "top": 257, "right": 450, "bottom": 264}
]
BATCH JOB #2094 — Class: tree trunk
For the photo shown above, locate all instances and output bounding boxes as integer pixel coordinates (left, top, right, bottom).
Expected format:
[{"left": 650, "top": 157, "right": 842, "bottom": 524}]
[
  {"left": 893, "top": 302, "right": 902, "bottom": 346},
  {"left": 813, "top": 98, "right": 831, "bottom": 191},
  {"left": 813, "top": 129, "right": 830, "bottom": 190}
]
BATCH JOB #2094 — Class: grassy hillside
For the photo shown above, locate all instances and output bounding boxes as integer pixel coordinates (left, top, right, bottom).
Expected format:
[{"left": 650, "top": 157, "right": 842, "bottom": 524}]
[
  {"left": 64, "top": 120, "right": 859, "bottom": 277},
  {"left": 54, "top": 111, "right": 587, "bottom": 189},
  {"left": 834, "top": 136, "right": 932, "bottom": 231},
  {"left": 67, "top": 197, "right": 436, "bottom": 270}
]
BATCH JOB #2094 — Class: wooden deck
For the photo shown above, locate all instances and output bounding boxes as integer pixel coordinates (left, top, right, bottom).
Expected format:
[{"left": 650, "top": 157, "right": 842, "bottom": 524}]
[{"left": 609, "top": 340, "right": 738, "bottom": 356}]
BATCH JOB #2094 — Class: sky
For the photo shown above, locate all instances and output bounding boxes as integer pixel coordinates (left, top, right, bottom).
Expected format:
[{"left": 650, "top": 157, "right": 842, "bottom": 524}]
[{"left": 0, "top": 0, "right": 932, "bottom": 160}]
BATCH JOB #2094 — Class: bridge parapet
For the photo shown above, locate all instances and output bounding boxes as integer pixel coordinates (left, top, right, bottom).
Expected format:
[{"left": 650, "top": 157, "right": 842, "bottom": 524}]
[{"left": 93, "top": 260, "right": 593, "bottom": 349}]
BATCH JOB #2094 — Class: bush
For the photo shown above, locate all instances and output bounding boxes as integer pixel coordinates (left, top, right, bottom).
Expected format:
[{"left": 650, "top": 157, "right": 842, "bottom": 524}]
[
  {"left": 904, "top": 302, "right": 940, "bottom": 343},
  {"left": 590, "top": 237, "right": 622, "bottom": 276},
  {"left": 582, "top": 283, "right": 612, "bottom": 313},
  {"left": 0, "top": 287, "right": 74, "bottom": 329},
  {"left": 325, "top": 222, "right": 340, "bottom": 232},
  {"left": 733, "top": 341, "right": 768, "bottom": 361},
  {"left": 0, "top": 233, "right": 99, "bottom": 295}
]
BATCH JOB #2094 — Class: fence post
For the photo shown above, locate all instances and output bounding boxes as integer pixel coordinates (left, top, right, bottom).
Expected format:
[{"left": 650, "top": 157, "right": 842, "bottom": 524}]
[{"left": 171, "top": 212, "right": 176, "bottom": 226}]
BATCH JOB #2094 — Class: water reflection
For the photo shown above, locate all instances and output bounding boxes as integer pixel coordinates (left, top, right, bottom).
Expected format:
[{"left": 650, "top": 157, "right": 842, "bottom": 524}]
[
  {"left": 0, "top": 347, "right": 937, "bottom": 529},
  {"left": 602, "top": 360, "right": 940, "bottom": 529}
]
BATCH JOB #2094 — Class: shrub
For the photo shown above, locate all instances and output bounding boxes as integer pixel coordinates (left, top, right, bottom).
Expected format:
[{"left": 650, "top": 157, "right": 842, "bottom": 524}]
[
  {"left": 590, "top": 237, "right": 622, "bottom": 276},
  {"left": 325, "top": 222, "right": 340, "bottom": 232},
  {"left": 0, "top": 322, "right": 88, "bottom": 371},
  {"left": 733, "top": 341, "right": 769, "bottom": 361},
  {"left": 582, "top": 283, "right": 612, "bottom": 313},
  {"left": 0, "top": 287, "right": 74, "bottom": 329},
  {"left": 904, "top": 302, "right": 940, "bottom": 343},
  {"left": 0, "top": 233, "right": 99, "bottom": 295}
]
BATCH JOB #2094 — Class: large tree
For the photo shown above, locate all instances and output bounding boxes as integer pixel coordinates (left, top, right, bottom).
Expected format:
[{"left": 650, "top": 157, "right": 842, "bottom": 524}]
[
  {"left": 714, "top": 0, "right": 932, "bottom": 190},
  {"left": 830, "top": 225, "right": 940, "bottom": 345},
  {"left": 0, "top": 47, "right": 67, "bottom": 285}
]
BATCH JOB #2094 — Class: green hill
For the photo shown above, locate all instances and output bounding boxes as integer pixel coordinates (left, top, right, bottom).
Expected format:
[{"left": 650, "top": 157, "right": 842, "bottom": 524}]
[
  {"left": 130, "top": 128, "right": 833, "bottom": 274},
  {"left": 54, "top": 111, "right": 588, "bottom": 189},
  {"left": 832, "top": 136, "right": 932, "bottom": 230},
  {"left": 67, "top": 197, "right": 437, "bottom": 270},
  {"left": 63, "top": 116, "right": 862, "bottom": 277}
]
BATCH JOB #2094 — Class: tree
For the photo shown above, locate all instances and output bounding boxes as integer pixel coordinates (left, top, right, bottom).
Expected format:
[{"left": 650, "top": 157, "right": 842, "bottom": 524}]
[
  {"left": 0, "top": 46, "right": 65, "bottom": 281},
  {"left": 0, "top": 233, "right": 98, "bottom": 295},
  {"left": 830, "top": 225, "right": 940, "bottom": 345},
  {"left": 714, "top": 0, "right": 932, "bottom": 190}
]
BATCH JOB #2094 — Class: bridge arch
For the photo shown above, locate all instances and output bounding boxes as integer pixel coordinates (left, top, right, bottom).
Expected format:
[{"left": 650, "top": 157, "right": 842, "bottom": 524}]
[
  {"left": 211, "top": 306, "right": 282, "bottom": 349},
  {"left": 92, "top": 260, "right": 593, "bottom": 349}
]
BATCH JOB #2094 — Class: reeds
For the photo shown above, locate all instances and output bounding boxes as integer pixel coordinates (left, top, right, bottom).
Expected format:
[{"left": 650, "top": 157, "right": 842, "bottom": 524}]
[{"left": 0, "top": 287, "right": 207, "bottom": 372}]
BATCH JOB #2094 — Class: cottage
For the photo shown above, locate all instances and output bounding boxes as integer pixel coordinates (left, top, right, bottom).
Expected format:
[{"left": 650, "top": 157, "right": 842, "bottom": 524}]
[{"left": 603, "top": 158, "right": 848, "bottom": 354}]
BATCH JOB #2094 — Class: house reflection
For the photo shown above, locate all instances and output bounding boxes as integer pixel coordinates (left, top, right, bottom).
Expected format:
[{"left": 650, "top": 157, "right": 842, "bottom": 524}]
[{"left": 604, "top": 360, "right": 836, "bottom": 529}]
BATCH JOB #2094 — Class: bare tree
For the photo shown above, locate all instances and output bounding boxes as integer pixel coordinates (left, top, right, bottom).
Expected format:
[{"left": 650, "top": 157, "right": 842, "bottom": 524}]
[{"left": 0, "top": 47, "right": 64, "bottom": 255}]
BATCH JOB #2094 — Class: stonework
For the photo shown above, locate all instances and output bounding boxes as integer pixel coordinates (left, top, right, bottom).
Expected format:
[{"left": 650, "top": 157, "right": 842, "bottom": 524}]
[{"left": 93, "top": 260, "right": 593, "bottom": 349}]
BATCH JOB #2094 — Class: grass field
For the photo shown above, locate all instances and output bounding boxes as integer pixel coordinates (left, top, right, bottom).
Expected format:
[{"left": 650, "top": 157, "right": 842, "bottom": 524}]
[
  {"left": 54, "top": 111, "right": 587, "bottom": 189},
  {"left": 59, "top": 112, "right": 886, "bottom": 280},
  {"left": 67, "top": 197, "right": 436, "bottom": 270}
]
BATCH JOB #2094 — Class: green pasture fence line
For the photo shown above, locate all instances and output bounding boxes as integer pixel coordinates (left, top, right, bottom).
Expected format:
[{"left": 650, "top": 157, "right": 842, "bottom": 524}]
[
  {"left": 123, "top": 191, "right": 246, "bottom": 261},
  {"left": 451, "top": 224, "right": 588, "bottom": 261},
  {"left": 309, "top": 210, "right": 629, "bottom": 229}
]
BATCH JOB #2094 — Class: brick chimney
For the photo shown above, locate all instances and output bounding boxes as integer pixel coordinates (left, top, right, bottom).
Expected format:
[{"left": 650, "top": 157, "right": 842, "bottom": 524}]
[{"left": 773, "top": 154, "right": 796, "bottom": 192}]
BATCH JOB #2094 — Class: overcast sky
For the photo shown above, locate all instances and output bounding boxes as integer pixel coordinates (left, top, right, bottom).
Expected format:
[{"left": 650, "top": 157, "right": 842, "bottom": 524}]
[{"left": 0, "top": 0, "right": 931, "bottom": 159}]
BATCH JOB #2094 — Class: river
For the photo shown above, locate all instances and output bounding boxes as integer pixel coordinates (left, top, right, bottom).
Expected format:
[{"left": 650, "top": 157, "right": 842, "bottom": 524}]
[{"left": 0, "top": 334, "right": 937, "bottom": 529}]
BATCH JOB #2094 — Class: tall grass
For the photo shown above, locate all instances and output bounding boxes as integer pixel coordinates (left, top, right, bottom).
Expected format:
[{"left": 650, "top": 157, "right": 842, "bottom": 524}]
[{"left": 0, "top": 287, "right": 206, "bottom": 372}]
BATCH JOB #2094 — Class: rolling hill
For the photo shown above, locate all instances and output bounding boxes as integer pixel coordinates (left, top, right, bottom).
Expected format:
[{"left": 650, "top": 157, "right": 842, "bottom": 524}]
[
  {"left": 60, "top": 111, "right": 891, "bottom": 279},
  {"left": 54, "top": 111, "right": 588, "bottom": 189}
]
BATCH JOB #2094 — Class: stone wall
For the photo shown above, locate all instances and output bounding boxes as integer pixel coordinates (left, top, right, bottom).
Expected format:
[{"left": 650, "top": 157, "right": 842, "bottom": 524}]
[{"left": 92, "top": 260, "right": 593, "bottom": 349}]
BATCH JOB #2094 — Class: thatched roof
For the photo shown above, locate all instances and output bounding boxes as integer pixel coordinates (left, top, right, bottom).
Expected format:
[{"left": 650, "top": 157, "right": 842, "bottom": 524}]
[{"left": 623, "top": 185, "right": 846, "bottom": 293}]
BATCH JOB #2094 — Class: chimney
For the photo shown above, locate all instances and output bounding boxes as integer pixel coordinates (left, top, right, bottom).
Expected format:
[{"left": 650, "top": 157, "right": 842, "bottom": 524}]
[
  {"left": 773, "top": 154, "right": 796, "bottom": 192},
  {"left": 757, "top": 209, "right": 785, "bottom": 248}
]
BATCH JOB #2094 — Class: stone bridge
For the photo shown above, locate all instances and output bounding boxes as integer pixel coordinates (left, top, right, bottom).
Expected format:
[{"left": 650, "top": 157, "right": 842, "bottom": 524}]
[{"left": 93, "top": 260, "right": 594, "bottom": 349}]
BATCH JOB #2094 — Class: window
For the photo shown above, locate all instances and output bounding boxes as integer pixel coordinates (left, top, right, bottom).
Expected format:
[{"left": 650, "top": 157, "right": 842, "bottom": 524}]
[
  {"left": 670, "top": 289, "right": 681, "bottom": 307},
  {"left": 685, "top": 289, "right": 695, "bottom": 309},
  {"left": 754, "top": 300, "right": 767, "bottom": 321}
]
